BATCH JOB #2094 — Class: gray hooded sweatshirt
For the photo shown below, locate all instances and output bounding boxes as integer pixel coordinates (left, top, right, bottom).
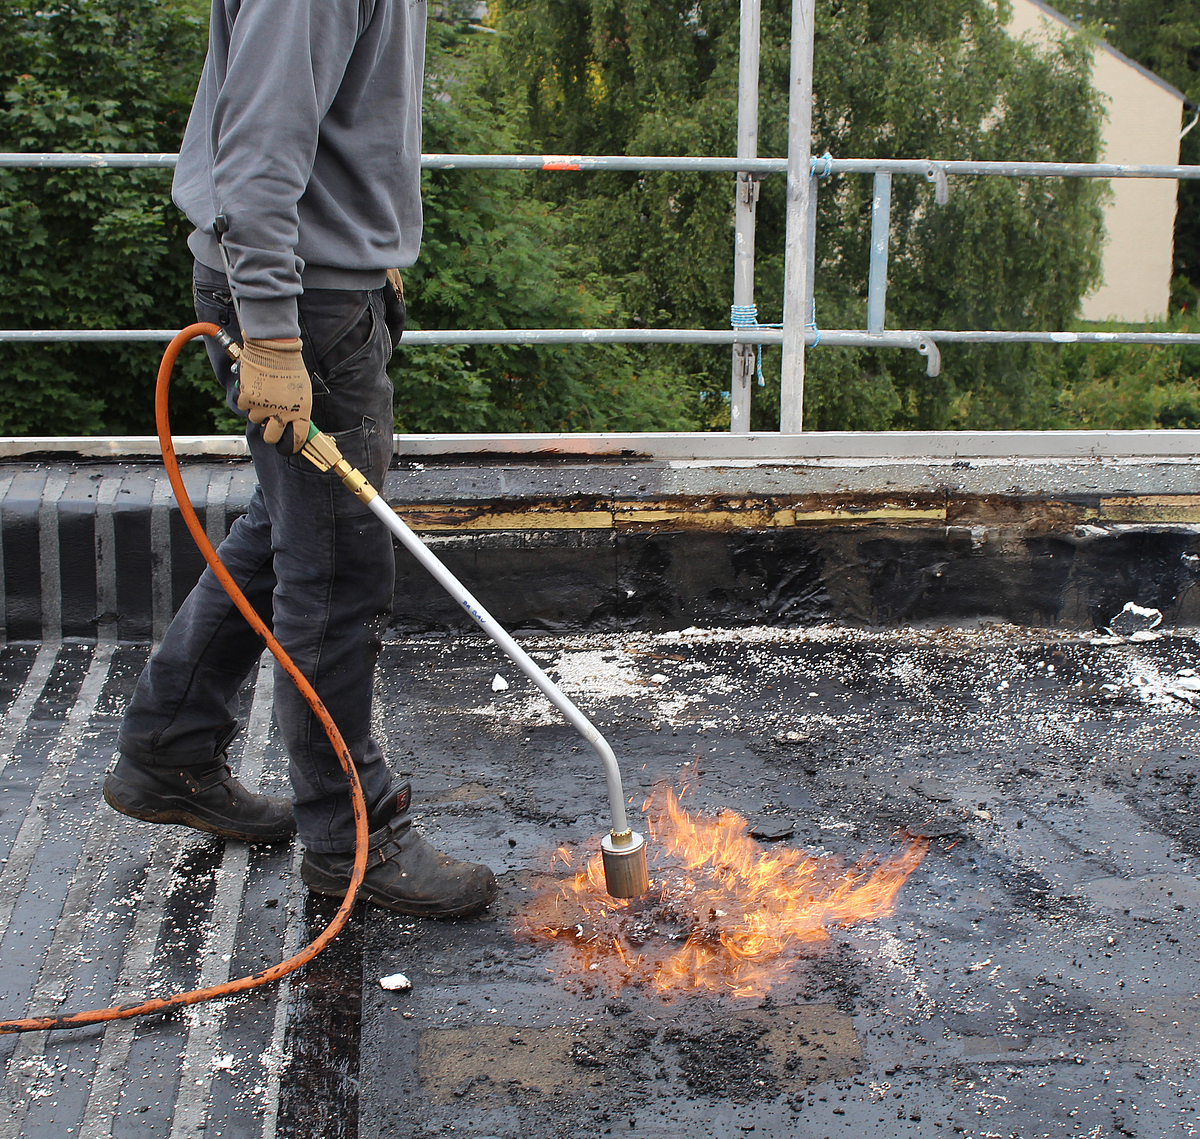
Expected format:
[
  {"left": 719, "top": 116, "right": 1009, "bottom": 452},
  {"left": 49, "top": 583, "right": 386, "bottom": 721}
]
[{"left": 173, "top": 0, "right": 427, "bottom": 339}]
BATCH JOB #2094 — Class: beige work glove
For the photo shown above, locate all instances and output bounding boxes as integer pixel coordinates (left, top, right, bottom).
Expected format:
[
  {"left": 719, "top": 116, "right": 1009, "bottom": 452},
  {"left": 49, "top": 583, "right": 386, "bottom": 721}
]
[{"left": 236, "top": 337, "right": 312, "bottom": 454}]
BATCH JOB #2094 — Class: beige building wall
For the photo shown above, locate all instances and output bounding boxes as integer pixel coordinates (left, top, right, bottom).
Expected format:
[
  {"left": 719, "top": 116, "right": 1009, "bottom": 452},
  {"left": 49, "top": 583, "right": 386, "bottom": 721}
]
[{"left": 1007, "top": 0, "right": 1183, "bottom": 322}]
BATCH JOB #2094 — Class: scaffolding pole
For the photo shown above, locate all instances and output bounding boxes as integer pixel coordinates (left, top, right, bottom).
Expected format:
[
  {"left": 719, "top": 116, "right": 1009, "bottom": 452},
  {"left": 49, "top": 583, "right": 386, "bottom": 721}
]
[
  {"left": 10, "top": 328, "right": 1200, "bottom": 347},
  {"left": 780, "top": 0, "right": 815, "bottom": 433},
  {"left": 730, "top": 0, "right": 761, "bottom": 434},
  {"left": 5, "top": 152, "right": 1200, "bottom": 180},
  {"left": 866, "top": 173, "right": 892, "bottom": 333}
]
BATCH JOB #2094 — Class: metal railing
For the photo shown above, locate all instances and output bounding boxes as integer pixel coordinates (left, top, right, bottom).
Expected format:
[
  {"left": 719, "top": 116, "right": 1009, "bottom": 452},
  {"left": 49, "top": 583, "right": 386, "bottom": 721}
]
[
  {"left": 4, "top": 151, "right": 1197, "bottom": 179},
  {"left": 2, "top": 0, "right": 1198, "bottom": 433}
]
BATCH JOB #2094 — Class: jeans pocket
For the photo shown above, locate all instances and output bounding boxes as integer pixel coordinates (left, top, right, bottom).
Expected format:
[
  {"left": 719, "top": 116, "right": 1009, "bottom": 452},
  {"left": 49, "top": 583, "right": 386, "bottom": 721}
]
[
  {"left": 289, "top": 288, "right": 394, "bottom": 441},
  {"left": 193, "top": 261, "right": 235, "bottom": 324},
  {"left": 341, "top": 415, "right": 378, "bottom": 477},
  {"left": 298, "top": 291, "right": 373, "bottom": 384},
  {"left": 193, "top": 283, "right": 235, "bottom": 328},
  {"left": 192, "top": 274, "right": 240, "bottom": 409},
  {"left": 322, "top": 293, "right": 390, "bottom": 388}
]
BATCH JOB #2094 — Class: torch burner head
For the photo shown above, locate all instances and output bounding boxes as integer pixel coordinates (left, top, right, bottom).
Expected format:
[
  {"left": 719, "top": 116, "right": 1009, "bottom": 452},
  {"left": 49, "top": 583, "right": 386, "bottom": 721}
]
[{"left": 600, "top": 830, "right": 650, "bottom": 898}]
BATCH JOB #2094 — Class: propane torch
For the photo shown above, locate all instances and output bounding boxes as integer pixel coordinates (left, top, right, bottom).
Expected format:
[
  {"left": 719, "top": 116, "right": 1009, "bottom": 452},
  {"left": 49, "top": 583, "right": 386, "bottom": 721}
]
[{"left": 210, "top": 327, "right": 650, "bottom": 898}]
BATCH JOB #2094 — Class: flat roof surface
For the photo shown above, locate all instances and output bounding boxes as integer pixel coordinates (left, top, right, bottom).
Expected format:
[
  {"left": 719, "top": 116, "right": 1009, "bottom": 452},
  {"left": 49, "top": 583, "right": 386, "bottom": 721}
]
[{"left": 1, "top": 623, "right": 1199, "bottom": 1138}]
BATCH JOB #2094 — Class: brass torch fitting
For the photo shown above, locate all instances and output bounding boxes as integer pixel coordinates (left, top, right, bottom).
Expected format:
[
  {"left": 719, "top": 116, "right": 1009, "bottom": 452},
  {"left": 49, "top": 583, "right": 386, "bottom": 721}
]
[
  {"left": 335, "top": 461, "right": 377, "bottom": 503},
  {"left": 300, "top": 428, "right": 378, "bottom": 505},
  {"left": 214, "top": 328, "right": 242, "bottom": 360},
  {"left": 299, "top": 429, "right": 341, "bottom": 472}
]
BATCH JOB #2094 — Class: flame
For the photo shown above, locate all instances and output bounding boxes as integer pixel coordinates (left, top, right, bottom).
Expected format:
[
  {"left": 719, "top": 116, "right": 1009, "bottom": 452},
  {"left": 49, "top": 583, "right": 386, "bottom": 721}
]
[{"left": 516, "top": 785, "right": 928, "bottom": 999}]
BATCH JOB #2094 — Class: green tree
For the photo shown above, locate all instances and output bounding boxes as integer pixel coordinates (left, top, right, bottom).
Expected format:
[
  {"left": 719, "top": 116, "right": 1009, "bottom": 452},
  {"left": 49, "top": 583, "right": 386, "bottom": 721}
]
[
  {"left": 0, "top": 0, "right": 217, "bottom": 435},
  {"left": 392, "top": 19, "right": 696, "bottom": 432},
  {"left": 489, "top": 0, "right": 1107, "bottom": 429},
  {"left": 0, "top": 0, "right": 694, "bottom": 435}
]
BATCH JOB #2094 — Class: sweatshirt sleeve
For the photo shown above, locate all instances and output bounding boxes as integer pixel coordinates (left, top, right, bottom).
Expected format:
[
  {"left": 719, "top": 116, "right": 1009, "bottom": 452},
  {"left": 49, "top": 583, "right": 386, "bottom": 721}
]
[{"left": 209, "top": 0, "right": 365, "bottom": 338}]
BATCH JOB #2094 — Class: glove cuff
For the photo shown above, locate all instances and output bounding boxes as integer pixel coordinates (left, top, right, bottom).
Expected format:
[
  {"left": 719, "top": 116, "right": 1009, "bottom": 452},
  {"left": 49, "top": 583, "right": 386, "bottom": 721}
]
[{"left": 243, "top": 336, "right": 303, "bottom": 353}]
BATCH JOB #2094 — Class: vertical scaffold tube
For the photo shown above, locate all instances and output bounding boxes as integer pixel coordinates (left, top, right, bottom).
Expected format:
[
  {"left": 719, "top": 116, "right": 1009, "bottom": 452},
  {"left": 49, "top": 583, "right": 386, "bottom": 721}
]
[
  {"left": 730, "top": 0, "right": 762, "bottom": 434},
  {"left": 780, "top": 0, "right": 815, "bottom": 433}
]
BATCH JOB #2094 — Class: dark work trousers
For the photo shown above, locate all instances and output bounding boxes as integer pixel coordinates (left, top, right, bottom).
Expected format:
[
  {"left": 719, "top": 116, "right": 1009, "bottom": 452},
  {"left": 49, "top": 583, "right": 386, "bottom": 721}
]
[{"left": 117, "top": 261, "right": 404, "bottom": 853}]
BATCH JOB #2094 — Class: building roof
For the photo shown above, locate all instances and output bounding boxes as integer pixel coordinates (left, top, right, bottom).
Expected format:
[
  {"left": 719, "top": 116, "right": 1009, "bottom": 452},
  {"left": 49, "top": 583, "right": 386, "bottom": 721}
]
[{"left": 1022, "top": 0, "right": 1188, "bottom": 104}]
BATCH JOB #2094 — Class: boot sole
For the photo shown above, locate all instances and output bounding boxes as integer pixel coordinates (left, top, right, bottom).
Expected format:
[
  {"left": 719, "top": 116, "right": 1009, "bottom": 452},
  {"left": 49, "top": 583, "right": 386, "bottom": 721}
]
[
  {"left": 103, "top": 784, "right": 296, "bottom": 845},
  {"left": 301, "top": 862, "right": 497, "bottom": 920}
]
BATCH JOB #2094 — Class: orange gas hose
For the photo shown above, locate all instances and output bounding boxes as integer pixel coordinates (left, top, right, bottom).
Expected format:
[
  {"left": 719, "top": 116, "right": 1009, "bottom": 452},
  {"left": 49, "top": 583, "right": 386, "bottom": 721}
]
[{"left": 0, "top": 323, "right": 369, "bottom": 1035}]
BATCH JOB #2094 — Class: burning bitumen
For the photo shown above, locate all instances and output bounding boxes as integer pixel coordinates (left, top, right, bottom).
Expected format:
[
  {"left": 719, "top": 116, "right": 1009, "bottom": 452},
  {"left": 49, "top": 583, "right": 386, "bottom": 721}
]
[{"left": 517, "top": 784, "right": 929, "bottom": 999}]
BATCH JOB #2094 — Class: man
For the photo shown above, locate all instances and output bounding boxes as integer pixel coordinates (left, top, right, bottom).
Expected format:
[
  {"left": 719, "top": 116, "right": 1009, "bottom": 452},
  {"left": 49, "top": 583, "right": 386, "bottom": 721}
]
[{"left": 105, "top": 0, "right": 497, "bottom": 919}]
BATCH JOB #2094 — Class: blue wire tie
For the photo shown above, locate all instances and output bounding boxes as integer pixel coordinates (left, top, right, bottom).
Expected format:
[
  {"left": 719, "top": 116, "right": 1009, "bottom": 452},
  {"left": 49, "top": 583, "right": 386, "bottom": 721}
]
[{"left": 730, "top": 304, "right": 820, "bottom": 377}]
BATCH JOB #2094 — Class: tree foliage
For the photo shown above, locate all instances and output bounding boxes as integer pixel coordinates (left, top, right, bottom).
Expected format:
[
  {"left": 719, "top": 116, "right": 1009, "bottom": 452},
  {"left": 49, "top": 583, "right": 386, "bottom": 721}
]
[
  {"left": 488, "top": 0, "right": 1108, "bottom": 429},
  {"left": 392, "top": 20, "right": 695, "bottom": 432},
  {"left": 0, "top": 0, "right": 693, "bottom": 435},
  {"left": 0, "top": 0, "right": 214, "bottom": 435}
]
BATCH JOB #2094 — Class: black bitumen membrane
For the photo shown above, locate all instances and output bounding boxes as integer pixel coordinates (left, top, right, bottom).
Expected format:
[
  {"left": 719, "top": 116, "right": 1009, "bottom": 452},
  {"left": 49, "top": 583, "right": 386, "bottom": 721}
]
[{"left": 1, "top": 623, "right": 1199, "bottom": 1138}]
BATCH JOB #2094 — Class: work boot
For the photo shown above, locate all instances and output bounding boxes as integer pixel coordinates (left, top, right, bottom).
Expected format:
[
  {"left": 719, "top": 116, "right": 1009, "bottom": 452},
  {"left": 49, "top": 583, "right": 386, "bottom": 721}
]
[
  {"left": 103, "top": 754, "right": 296, "bottom": 844},
  {"left": 301, "top": 783, "right": 498, "bottom": 918}
]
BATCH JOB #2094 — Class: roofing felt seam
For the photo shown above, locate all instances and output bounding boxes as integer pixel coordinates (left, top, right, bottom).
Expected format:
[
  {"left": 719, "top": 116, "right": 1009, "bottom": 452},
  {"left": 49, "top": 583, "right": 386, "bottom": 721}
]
[
  {"left": 93, "top": 478, "right": 122, "bottom": 644},
  {"left": 150, "top": 477, "right": 174, "bottom": 646},
  {"left": 36, "top": 475, "right": 68, "bottom": 645},
  {"left": 0, "top": 796, "right": 117, "bottom": 1139},
  {"left": 168, "top": 656, "right": 274, "bottom": 1139},
  {"left": 76, "top": 832, "right": 184, "bottom": 1139}
]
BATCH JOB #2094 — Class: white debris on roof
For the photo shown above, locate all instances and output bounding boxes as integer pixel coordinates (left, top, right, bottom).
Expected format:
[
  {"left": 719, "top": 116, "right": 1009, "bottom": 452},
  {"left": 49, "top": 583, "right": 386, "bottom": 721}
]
[
  {"left": 1106, "top": 602, "right": 1164, "bottom": 638},
  {"left": 1101, "top": 657, "right": 1200, "bottom": 708},
  {"left": 428, "top": 620, "right": 1200, "bottom": 735}
]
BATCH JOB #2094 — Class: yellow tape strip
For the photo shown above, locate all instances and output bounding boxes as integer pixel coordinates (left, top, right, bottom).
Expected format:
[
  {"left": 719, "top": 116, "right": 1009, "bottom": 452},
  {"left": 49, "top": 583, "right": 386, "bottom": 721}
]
[{"left": 1100, "top": 495, "right": 1200, "bottom": 523}]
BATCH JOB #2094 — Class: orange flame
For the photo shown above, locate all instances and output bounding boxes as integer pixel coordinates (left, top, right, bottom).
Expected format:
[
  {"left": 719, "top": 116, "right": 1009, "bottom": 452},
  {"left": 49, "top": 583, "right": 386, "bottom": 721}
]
[{"left": 516, "top": 785, "right": 928, "bottom": 999}]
